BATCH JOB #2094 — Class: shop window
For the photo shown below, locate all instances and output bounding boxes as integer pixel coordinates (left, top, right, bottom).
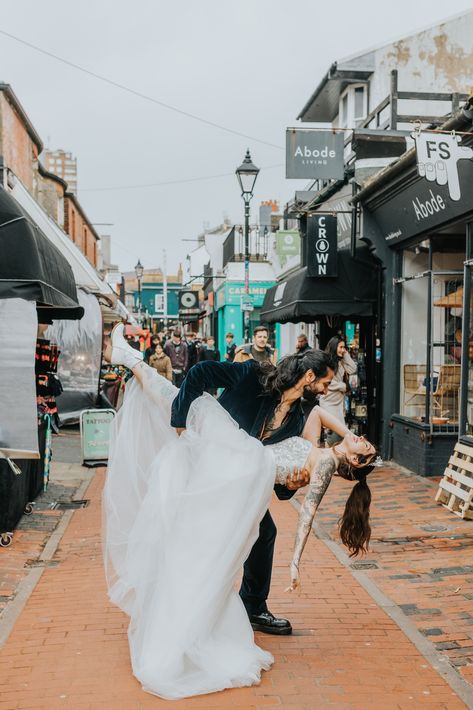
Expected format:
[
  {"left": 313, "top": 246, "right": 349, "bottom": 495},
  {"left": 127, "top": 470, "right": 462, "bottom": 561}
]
[
  {"left": 464, "top": 267, "right": 473, "bottom": 437},
  {"left": 354, "top": 87, "right": 365, "bottom": 122},
  {"left": 399, "top": 250, "right": 463, "bottom": 431}
]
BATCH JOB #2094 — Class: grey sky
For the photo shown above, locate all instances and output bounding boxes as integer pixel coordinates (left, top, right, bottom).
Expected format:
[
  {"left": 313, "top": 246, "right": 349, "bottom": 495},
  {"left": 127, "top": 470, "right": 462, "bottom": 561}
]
[{"left": 1, "top": 0, "right": 472, "bottom": 274}]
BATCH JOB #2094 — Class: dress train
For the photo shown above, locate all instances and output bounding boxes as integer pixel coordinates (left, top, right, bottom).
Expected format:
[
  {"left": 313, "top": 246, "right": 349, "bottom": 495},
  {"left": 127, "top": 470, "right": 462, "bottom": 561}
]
[{"left": 102, "top": 365, "right": 275, "bottom": 699}]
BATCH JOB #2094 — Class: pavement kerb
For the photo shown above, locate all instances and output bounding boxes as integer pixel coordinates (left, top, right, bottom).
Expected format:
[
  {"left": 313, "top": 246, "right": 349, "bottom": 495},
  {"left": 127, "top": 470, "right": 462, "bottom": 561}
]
[
  {"left": 0, "top": 468, "right": 96, "bottom": 650},
  {"left": 290, "top": 497, "right": 473, "bottom": 710}
]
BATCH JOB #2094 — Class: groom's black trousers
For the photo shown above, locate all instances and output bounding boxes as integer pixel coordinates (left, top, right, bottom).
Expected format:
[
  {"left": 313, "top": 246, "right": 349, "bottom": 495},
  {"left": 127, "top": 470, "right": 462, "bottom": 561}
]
[
  {"left": 170, "top": 360, "right": 305, "bottom": 615},
  {"left": 239, "top": 510, "right": 276, "bottom": 615}
]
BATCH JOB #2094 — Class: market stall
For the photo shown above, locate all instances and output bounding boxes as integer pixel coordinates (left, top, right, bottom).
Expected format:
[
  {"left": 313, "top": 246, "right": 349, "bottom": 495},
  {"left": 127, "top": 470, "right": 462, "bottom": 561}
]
[{"left": 0, "top": 186, "right": 83, "bottom": 545}]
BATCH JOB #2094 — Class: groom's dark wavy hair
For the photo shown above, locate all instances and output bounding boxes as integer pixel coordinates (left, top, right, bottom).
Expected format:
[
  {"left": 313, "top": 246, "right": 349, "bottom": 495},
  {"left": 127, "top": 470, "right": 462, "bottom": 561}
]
[{"left": 258, "top": 349, "right": 333, "bottom": 397}]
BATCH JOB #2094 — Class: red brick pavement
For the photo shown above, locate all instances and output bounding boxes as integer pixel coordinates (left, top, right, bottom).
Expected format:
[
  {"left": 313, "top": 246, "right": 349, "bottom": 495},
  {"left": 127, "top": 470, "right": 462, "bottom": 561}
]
[
  {"left": 0, "top": 480, "right": 80, "bottom": 614},
  {"left": 0, "top": 467, "right": 469, "bottom": 709},
  {"left": 303, "top": 465, "right": 473, "bottom": 689}
]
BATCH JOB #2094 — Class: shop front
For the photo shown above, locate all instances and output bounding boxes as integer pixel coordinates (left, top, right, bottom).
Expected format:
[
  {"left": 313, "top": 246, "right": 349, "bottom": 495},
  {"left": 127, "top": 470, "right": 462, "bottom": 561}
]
[
  {"left": 357, "top": 111, "right": 473, "bottom": 474},
  {"left": 260, "top": 245, "right": 381, "bottom": 443},
  {"left": 215, "top": 280, "right": 276, "bottom": 353}
]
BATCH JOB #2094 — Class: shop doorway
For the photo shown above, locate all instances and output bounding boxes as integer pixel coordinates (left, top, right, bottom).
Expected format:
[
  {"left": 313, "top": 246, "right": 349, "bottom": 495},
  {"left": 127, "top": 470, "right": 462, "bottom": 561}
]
[{"left": 319, "top": 316, "right": 381, "bottom": 445}]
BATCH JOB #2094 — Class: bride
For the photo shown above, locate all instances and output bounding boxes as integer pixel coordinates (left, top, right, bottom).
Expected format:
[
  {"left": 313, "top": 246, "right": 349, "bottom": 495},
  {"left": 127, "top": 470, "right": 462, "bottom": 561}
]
[{"left": 102, "top": 325, "right": 376, "bottom": 700}]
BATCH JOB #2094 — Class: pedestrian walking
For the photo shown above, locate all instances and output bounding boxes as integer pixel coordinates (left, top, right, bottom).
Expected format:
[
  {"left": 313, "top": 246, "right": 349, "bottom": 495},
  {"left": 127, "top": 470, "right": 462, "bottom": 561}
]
[
  {"left": 185, "top": 331, "right": 199, "bottom": 371},
  {"left": 198, "top": 336, "right": 220, "bottom": 363},
  {"left": 234, "top": 325, "right": 275, "bottom": 364},
  {"left": 319, "top": 335, "right": 357, "bottom": 445},
  {"left": 198, "top": 336, "right": 220, "bottom": 395},
  {"left": 224, "top": 332, "right": 236, "bottom": 362},
  {"left": 104, "top": 324, "right": 377, "bottom": 700},
  {"left": 144, "top": 334, "right": 160, "bottom": 363},
  {"left": 148, "top": 342, "right": 172, "bottom": 381},
  {"left": 164, "top": 329, "right": 188, "bottom": 387},
  {"left": 295, "top": 333, "right": 311, "bottom": 354}
]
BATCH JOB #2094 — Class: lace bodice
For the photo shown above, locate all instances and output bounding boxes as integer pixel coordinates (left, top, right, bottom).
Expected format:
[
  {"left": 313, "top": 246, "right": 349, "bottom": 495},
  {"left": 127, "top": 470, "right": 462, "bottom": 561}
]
[{"left": 267, "top": 437, "right": 313, "bottom": 484}]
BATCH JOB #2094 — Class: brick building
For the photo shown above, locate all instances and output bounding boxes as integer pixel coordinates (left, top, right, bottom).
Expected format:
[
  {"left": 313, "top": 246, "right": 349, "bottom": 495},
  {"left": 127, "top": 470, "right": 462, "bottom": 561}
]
[
  {"left": 0, "top": 83, "right": 99, "bottom": 268},
  {"left": 63, "top": 192, "right": 99, "bottom": 267}
]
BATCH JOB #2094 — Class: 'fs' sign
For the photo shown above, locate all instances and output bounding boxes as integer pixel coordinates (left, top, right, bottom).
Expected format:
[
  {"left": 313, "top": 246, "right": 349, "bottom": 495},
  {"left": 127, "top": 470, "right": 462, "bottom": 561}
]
[
  {"left": 412, "top": 131, "right": 473, "bottom": 201},
  {"left": 306, "top": 215, "right": 337, "bottom": 278}
]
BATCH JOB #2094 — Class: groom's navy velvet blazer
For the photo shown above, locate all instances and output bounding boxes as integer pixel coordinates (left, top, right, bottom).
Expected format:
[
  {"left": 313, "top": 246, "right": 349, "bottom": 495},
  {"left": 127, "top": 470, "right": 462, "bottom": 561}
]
[{"left": 170, "top": 360, "right": 305, "bottom": 500}]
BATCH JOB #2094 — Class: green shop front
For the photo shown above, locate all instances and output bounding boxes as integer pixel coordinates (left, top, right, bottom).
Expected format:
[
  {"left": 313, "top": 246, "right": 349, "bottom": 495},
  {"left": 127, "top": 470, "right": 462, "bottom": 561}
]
[{"left": 216, "top": 280, "right": 277, "bottom": 353}]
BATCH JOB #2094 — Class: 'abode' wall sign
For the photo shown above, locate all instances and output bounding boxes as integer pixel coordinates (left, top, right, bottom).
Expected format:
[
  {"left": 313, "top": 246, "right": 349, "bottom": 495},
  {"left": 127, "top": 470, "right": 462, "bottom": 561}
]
[{"left": 286, "top": 129, "right": 344, "bottom": 180}]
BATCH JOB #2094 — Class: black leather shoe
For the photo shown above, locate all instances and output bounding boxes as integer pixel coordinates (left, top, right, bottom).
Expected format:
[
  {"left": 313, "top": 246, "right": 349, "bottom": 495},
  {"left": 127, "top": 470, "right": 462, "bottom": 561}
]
[{"left": 249, "top": 611, "right": 292, "bottom": 635}]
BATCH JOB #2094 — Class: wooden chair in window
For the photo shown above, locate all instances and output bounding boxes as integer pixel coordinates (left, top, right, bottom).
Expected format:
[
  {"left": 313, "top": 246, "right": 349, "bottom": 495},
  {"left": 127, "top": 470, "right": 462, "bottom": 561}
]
[
  {"left": 432, "top": 364, "right": 461, "bottom": 421},
  {"left": 403, "top": 364, "right": 427, "bottom": 415}
]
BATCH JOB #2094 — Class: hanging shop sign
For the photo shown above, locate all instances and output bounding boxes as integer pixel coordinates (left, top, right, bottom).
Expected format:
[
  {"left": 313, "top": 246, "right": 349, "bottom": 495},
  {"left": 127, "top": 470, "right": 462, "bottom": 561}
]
[
  {"left": 367, "top": 149, "right": 473, "bottom": 247},
  {"left": 178, "top": 289, "right": 200, "bottom": 317},
  {"left": 306, "top": 215, "right": 338, "bottom": 277},
  {"left": 80, "top": 408, "right": 115, "bottom": 465},
  {"left": 178, "top": 290, "right": 199, "bottom": 310},
  {"left": 286, "top": 129, "right": 344, "bottom": 179},
  {"left": 215, "top": 281, "right": 274, "bottom": 309},
  {"left": 275, "top": 229, "right": 300, "bottom": 266},
  {"left": 412, "top": 131, "right": 473, "bottom": 202}
]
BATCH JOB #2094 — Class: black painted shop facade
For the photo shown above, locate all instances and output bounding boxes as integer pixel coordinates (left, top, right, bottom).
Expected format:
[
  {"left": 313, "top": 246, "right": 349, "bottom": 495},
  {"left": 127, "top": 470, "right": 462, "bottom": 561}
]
[{"left": 357, "top": 111, "right": 473, "bottom": 475}]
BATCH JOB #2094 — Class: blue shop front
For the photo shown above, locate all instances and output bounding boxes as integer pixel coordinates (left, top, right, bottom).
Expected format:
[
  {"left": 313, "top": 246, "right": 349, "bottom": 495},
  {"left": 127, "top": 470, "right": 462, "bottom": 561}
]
[{"left": 215, "top": 281, "right": 277, "bottom": 353}]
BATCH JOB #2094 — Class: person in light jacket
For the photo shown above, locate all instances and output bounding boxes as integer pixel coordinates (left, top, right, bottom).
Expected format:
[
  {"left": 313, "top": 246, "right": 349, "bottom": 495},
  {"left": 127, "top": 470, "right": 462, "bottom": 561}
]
[
  {"left": 149, "top": 342, "right": 172, "bottom": 381},
  {"left": 319, "top": 336, "right": 357, "bottom": 445}
]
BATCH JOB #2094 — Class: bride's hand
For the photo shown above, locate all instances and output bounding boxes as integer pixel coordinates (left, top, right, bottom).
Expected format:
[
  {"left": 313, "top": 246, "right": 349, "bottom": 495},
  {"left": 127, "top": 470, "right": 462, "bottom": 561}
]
[
  {"left": 285, "top": 562, "right": 300, "bottom": 592},
  {"left": 285, "top": 467, "right": 311, "bottom": 490}
]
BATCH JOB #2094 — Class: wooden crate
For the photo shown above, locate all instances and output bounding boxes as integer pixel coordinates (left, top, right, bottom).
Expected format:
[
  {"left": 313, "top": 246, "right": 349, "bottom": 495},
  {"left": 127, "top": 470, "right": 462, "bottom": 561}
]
[{"left": 435, "top": 442, "right": 473, "bottom": 519}]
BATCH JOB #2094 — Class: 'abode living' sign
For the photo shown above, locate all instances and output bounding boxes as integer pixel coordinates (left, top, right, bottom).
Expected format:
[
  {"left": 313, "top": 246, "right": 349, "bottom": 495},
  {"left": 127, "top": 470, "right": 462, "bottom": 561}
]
[
  {"left": 286, "top": 129, "right": 344, "bottom": 179},
  {"left": 307, "top": 215, "right": 337, "bottom": 277}
]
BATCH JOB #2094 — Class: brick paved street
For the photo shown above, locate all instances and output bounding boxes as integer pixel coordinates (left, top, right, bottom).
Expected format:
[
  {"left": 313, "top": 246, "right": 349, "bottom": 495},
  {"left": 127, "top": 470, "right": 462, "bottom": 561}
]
[
  {"left": 1, "top": 454, "right": 472, "bottom": 709},
  {"left": 307, "top": 465, "right": 473, "bottom": 689}
]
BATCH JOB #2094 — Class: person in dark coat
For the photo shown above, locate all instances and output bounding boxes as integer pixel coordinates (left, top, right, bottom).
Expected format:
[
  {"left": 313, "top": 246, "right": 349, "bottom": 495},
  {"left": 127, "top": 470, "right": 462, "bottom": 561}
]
[
  {"left": 164, "top": 329, "right": 188, "bottom": 387},
  {"left": 224, "top": 332, "right": 237, "bottom": 362},
  {"left": 198, "top": 336, "right": 220, "bottom": 363},
  {"left": 296, "top": 333, "right": 311, "bottom": 354},
  {"left": 185, "top": 332, "right": 199, "bottom": 371},
  {"left": 144, "top": 334, "right": 160, "bottom": 363},
  {"left": 198, "top": 336, "right": 221, "bottom": 396},
  {"left": 171, "top": 350, "right": 334, "bottom": 635}
]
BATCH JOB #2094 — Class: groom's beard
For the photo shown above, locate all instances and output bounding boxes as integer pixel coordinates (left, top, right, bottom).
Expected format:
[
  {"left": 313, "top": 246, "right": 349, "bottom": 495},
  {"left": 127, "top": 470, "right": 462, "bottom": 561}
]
[{"left": 302, "top": 384, "right": 319, "bottom": 398}]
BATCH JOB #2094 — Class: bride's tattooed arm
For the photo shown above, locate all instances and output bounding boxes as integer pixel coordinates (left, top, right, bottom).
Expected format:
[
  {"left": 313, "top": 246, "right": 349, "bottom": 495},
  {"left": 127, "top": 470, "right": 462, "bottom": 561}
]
[{"left": 288, "top": 454, "right": 337, "bottom": 590}]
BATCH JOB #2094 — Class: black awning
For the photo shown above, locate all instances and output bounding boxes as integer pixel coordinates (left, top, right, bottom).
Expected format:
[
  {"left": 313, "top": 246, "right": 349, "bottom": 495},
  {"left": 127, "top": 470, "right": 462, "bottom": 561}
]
[
  {"left": 0, "top": 187, "right": 83, "bottom": 321},
  {"left": 261, "top": 246, "right": 378, "bottom": 324}
]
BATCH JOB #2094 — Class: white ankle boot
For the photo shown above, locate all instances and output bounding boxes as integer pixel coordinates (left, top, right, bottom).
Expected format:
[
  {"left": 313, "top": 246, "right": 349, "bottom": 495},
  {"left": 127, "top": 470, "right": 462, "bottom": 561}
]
[{"left": 110, "top": 323, "right": 143, "bottom": 369}]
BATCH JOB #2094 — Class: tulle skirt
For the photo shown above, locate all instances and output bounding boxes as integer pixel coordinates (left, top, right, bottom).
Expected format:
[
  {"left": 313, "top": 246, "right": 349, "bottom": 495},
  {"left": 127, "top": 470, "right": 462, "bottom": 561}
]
[{"left": 102, "top": 365, "right": 275, "bottom": 699}]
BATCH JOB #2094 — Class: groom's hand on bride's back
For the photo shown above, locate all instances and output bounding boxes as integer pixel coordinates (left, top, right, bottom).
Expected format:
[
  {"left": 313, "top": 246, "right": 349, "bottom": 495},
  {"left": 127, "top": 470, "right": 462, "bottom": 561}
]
[
  {"left": 285, "top": 467, "right": 310, "bottom": 490},
  {"left": 175, "top": 427, "right": 186, "bottom": 436}
]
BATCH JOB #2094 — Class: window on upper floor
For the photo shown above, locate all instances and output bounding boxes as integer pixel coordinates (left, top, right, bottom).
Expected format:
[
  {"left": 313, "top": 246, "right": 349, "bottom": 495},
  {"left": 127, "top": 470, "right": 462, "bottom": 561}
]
[{"left": 339, "top": 84, "right": 368, "bottom": 129}]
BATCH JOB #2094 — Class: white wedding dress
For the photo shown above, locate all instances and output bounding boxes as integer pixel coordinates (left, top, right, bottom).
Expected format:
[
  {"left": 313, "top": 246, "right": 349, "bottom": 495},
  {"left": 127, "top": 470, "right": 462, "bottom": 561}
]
[{"left": 102, "top": 365, "right": 312, "bottom": 700}]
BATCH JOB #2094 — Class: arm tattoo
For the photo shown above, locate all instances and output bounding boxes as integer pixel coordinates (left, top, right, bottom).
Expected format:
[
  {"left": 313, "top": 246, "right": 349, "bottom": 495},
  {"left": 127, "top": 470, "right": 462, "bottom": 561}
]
[{"left": 291, "top": 455, "right": 336, "bottom": 569}]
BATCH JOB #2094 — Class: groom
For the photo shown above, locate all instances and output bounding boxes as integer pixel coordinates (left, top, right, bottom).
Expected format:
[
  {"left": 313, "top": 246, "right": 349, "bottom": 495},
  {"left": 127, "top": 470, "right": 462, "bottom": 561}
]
[{"left": 171, "top": 348, "right": 334, "bottom": 635}]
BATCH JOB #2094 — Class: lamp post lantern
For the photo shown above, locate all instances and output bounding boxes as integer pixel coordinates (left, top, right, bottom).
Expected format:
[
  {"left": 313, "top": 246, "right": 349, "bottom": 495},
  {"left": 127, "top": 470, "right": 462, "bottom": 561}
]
[
  {"left": 235, "top": 149, "right": 259, "bottom": 343},
  {"left": 134, "top": 258, "right": 144, "bottom": 322}
]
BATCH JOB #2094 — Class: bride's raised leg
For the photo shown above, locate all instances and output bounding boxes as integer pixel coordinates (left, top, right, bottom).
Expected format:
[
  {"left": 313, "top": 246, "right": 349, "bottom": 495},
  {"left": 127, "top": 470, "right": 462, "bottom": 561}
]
[{"left": 104, "top": 323, "right": 178, "bottom": 405}]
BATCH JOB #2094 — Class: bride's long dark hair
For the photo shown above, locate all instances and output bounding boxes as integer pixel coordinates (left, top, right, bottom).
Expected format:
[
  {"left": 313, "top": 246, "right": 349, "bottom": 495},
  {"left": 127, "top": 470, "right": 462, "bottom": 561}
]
[{"left": 337, "top": 453, "right": 376, "bottom": 557}]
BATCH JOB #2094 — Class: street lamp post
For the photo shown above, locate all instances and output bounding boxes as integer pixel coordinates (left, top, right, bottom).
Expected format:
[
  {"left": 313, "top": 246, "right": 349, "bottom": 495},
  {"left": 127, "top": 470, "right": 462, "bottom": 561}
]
[
  {"left": 134, "top": 258, "right": 144, "bottom": 323},
  {"left": 235, "top": 149, "right": 259, "bottom": 343}
]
